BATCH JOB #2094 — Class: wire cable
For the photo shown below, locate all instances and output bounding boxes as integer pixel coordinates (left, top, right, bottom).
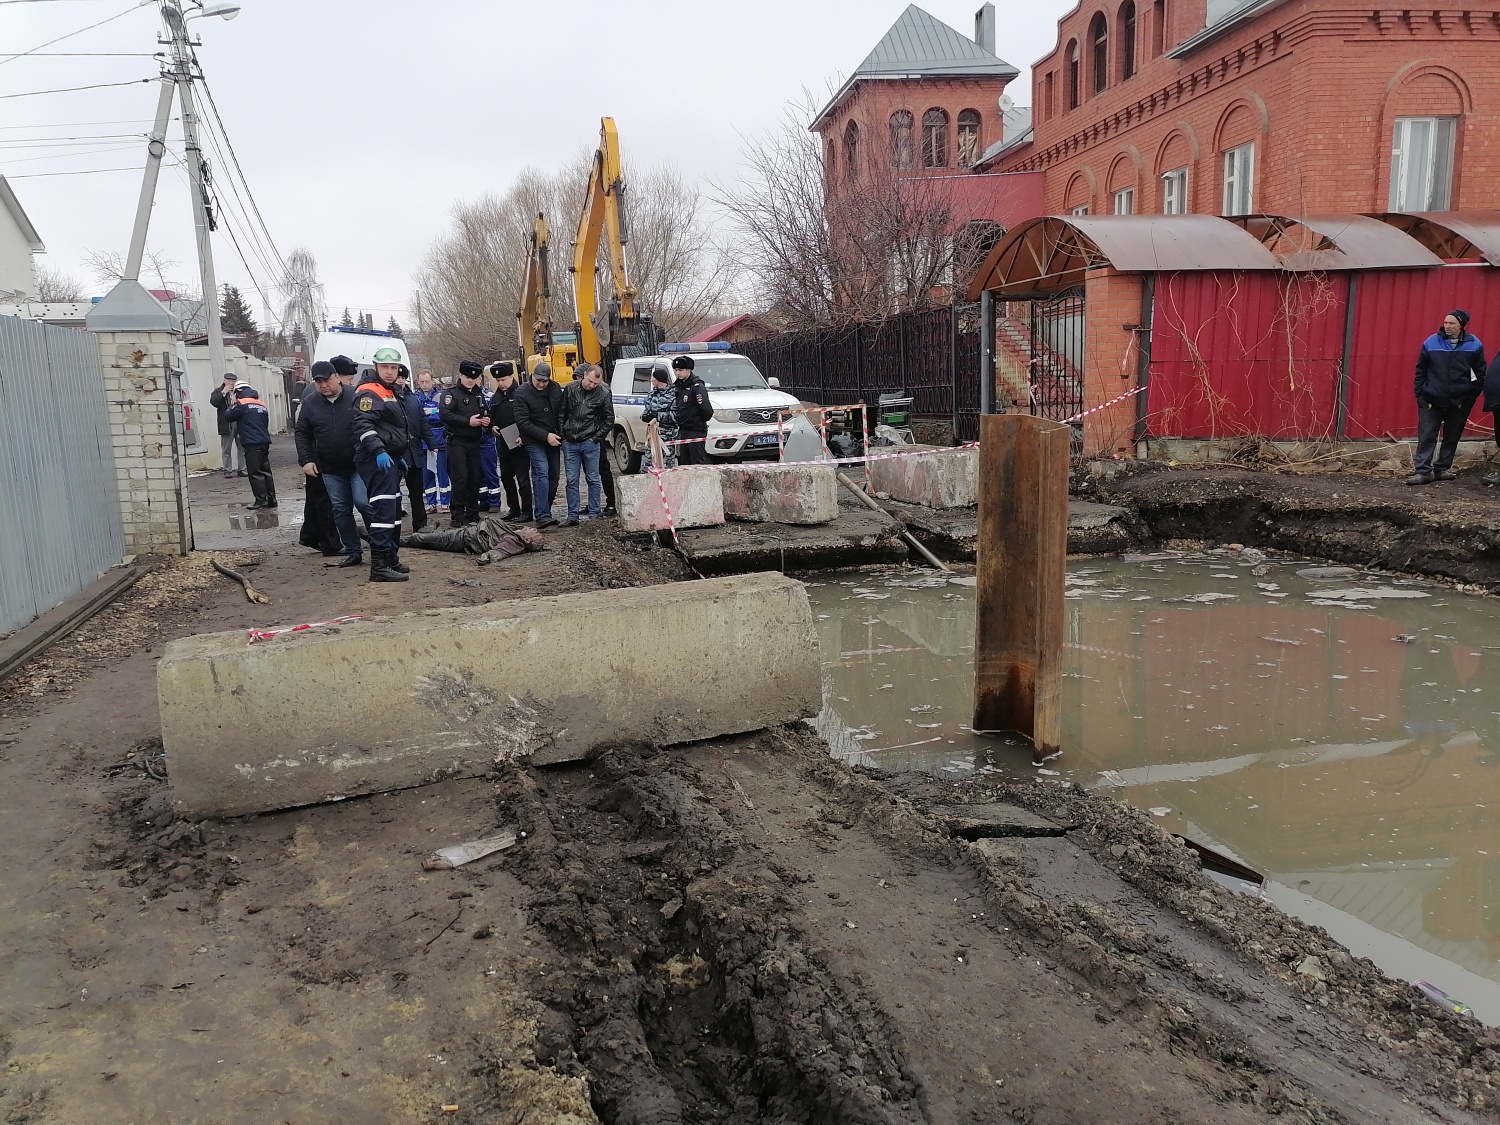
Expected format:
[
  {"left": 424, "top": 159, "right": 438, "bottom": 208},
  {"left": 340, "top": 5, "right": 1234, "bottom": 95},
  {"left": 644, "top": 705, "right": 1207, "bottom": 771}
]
[
  {"left": 196, "top": 70, "right": 289, "bottom": 279},
  {"left": 0, "top": 78, "right": 153, "bottom": 99},
  {"left": 5, "top": 164, "right": 142, "bottom": 178},
  {"left": 1, "top": 3, "right": 143, "bottom": 65}
]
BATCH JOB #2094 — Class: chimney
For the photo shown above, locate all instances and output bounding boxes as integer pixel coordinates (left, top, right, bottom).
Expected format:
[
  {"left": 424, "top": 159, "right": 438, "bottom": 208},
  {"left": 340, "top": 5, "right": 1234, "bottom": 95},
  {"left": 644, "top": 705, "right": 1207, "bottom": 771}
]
[{"left": 974, "top": 3, "right": 996, "bottom": 54}]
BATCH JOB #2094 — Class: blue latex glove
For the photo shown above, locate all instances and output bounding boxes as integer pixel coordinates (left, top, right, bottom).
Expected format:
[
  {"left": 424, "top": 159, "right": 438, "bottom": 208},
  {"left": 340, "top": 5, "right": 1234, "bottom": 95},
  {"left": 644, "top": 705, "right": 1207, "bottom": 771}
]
[{"left": 375, "top": 451, "right": 394, "bottom": 471}]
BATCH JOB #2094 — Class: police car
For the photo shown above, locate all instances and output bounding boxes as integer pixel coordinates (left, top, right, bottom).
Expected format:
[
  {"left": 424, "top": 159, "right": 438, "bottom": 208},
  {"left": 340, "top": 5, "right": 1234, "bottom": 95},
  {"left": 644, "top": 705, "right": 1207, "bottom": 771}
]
[{"left": 607, "top": 342, "right": 800, "bottom": 472}]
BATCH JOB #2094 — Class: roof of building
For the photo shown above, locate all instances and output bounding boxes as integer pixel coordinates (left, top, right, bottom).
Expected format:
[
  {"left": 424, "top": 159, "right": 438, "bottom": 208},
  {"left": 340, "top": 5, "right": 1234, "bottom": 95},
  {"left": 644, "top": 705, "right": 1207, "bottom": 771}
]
[
  {"left": 811, "top": 5, "right": 1019, "bottom": 130},
  {"left": 1376, "top": 211, "right": 1500, "bottom": 266},
  {"left": 686, "top": 313, "right": 777, "bottom": 342},
  {"left": 1228, "top": 214, "right": 1444, "bottom": 271},
  {"left": 976, "top": 104, "right": 1034, "bottom": 167},
  {"left": 0, "top": 176, "right": 44, "bottom": 253}
]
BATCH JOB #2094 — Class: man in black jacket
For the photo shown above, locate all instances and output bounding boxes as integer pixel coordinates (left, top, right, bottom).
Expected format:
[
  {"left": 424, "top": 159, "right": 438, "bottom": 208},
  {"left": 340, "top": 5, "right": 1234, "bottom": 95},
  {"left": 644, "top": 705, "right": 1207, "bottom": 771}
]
[
  {"left": 558, "top": 362, "right": 615, "bottom": 524},
  {"left": 222, "top": 384, "right": 276, "bottom": 510},
  {"left": 439, "top": 360, "right": 489, "bottom": 528},
  {"left": 207, "top": 373, "right": 243, "bottom": 478},
  {"left": 486, "top": 361, "right": 533, "bottom": 521},
  {"left": 351, "top": 346, "right": 414, "bottom": 582},
  {"left": 295, "top": 360, "right": 372, "bottom": 567},
  {"left": 396, "top": 368, "right": 438, "bottom": 532},
  {"left": 1408, "top": 309, "right": 1486, "bottom": 485},
  {"left": 671, "top": 354, "right": 712, "bottom": 465},
  {"left": 513, "top": 362, "right": 564, "bottom": 528}
]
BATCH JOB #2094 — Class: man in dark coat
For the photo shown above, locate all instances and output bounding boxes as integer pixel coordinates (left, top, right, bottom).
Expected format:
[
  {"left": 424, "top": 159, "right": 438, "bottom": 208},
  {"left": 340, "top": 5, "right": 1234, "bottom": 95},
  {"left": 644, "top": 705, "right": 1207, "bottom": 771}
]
[
  {"left": 350, "top": 346, "right": 414, "bottom": 582},
  {"left": 1480, "top": 347, "right": 1500, "bottom": 486},
  {"left": 222, "top": 384, "right": 276, "bottom": 509},
  {"left": 557, "top": 362, "right": 615, "bottom": 524},
  {"left": 513, "top": 362, "right": 565, "bottom": 528},
  {"left": 486, "top": 361, "right": 533, "bottom": 521},
  {"left": 207, "top": 372, "right": 243, "bottom": 478},
  {"left": 439, "top": 360, "right": 489, "bottom": 528},
  {"left": 671, "top": 354, "right": 713, "bottom": 466},
  {"left": 295, "top": 360, "right": 371, "bottom": 567},
  {"left": 1408, "top": 309, "right": 1485, "bottom": 485}
]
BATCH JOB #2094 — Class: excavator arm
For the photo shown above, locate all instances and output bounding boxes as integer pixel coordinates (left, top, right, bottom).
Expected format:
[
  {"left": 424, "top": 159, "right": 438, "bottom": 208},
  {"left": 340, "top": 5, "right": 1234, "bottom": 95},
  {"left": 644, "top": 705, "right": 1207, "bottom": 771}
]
[
  {"left": 516, "top": 212, "right": 552, "bottom": 362},
  {"left": 573, "top": 117, "right": 650, "bottom": 367}
]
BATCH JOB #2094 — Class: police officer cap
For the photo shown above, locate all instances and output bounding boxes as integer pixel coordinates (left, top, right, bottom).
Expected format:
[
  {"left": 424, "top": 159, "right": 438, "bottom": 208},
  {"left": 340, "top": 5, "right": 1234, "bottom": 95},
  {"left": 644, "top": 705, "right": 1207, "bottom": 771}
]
[
  {"left": 329, "top": 355, "right": 358, "bottom": 376},
  {"left": 234, "top": 384, "right": 259, "bottom": 399},
  {"left": 670, "top": 354, "right": 695, "bottom": 370},
  {"left": 488, "top": 360, "right": 516, "bottom": 379},
  {"left": 457, "top": 360, "right": 484, "bottom": 379},
  {"left": 310, "top": 361, "right": 336, "bottom": 380}
]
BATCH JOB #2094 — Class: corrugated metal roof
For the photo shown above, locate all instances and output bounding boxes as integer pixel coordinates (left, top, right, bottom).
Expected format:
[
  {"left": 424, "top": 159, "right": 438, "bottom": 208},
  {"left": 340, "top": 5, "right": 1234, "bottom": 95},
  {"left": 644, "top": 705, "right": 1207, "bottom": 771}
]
[
  {"left": 1229, "top": 214, "right": 1444, "bottom": 271},
  {"left": 1376, "top": 211, "right": 1500, "bottom": 266},
  {"left": 967, "top": 214, "right": 1281, "bottom": 299},
  {"left": 853, "top": 4, "right": 1018, "bottom": 78},
  {"left": 811, "top": 5, "right": 1018, "bottom": 130}
]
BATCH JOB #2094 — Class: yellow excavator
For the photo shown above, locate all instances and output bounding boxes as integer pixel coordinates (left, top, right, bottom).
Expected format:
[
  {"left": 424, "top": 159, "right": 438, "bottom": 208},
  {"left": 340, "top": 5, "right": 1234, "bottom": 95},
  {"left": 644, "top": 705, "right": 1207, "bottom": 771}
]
[
  {"left": 516, "top": 212, "right": 578, "bottom": 383},
  {"left": 571, "top": 116, "right": 656, "bottom": 370}
]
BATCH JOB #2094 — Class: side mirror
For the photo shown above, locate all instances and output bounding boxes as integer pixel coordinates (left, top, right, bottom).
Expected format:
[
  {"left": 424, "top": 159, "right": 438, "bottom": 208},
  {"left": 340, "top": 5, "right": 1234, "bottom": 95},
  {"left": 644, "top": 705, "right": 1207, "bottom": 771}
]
[{"left": 767, "top": 377, "right": 780, "bottom": 388}]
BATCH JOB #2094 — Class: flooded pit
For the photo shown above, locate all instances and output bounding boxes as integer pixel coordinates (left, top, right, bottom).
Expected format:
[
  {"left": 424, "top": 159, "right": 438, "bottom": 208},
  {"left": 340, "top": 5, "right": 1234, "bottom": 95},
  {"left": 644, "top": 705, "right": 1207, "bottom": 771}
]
[{"left": 807, "top": 551, "right": 1500, "bottom": 1023}]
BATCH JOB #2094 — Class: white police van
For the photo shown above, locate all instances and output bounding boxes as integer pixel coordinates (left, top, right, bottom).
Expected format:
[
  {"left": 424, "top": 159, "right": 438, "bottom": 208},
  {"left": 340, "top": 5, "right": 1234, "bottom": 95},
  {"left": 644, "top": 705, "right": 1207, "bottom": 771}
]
[
  {"left": 312, "top": 326, "right": 414, "bottom": 376},
  {"left": 607, "top": 342, "right": 801, "bottom": 472}
]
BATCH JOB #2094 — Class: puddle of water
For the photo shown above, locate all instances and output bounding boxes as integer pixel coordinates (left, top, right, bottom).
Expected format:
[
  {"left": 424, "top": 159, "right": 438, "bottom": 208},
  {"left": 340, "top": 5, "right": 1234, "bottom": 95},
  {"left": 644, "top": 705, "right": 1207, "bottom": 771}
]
[
  {"left": 806, "top": 551, "right": 1500, "bottom": 1024},
  {"left": 191, "top": 498, "right": 305, "bottom": 535}
]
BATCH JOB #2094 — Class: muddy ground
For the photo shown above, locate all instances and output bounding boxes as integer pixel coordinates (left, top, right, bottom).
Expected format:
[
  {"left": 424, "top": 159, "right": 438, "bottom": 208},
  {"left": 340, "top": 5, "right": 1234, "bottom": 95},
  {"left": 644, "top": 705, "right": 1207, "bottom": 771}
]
[
  {"left": 1077, "top": 461, "right": 1500, "bottom": 589},
  {"left": 0, "top": 463, "right": 1498, "bottom": 1123}
]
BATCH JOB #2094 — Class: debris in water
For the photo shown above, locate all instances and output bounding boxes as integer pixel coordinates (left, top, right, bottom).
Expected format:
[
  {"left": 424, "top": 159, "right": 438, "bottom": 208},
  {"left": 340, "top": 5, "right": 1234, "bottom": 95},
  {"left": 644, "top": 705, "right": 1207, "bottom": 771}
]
[
  {"left": 1149, "top": 807, "right": 1172, "bottom": 817},
  {"left": 1415, "top": 981, "right": 1475, "bottom": 1018},
  {"left": 1260, "top": 635, "right": 1303, "bottom": 645},
  {"left": 1296, "top": 566, "right": 1360, "bottom": 581},
  {"left": 1314, "top": 588, "right": 1431, "bottom": 600},
  {"left": 1166, "top": 592, "right": 1238, "bottom": 603}
]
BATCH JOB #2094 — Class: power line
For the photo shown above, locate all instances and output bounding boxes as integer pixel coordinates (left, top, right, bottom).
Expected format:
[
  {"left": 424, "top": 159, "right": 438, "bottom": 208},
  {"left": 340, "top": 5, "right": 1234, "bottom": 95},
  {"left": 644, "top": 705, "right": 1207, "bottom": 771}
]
[
  {"left": 196, "top": 71, "right": 289, "bottom": 279},
  {"left": 5, "top": 164, "right": 142, "bottom": 178},
  {"left": 0, "top": 117, "right": 159, "bottom": 129},
  {"left": 0, "top": 78, "right": 154, "bottom": 99},
  {"left": 0, "top": 142, "right": 144, "bottom": 164},
  {"left": 1, "top": 3, "right": 143, "bottom": 66},
  {"left": 11, "top": 51, "right": 162, "bottom": 57}
]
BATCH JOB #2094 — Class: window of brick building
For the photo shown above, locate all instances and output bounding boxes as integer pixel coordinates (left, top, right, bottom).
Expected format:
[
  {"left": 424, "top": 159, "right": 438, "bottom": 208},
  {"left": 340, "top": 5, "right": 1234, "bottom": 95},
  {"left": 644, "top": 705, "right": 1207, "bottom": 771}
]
[
  {"left": 843, "top": 120, "right": 860, "bottom": 183},
  {"left": 922, "top": 108, "right": 950, "bottom": 167},
  {"left": 957, "top": 109, "right": 982, "bottom": 167},
  {"left": 889, "top": 111, "right": 914, "bottom": 169},
  {"left": 1071, "top": 203, "right": 1091, "bottom": 216},
  {"left": 1066, "top": 41, "right": 1080, "bottom": 108},
  {"left": 1044, "top": 71, "right": 1056, "bottom": 119},
  {"left": 1113, "top": 187, "right": 1135, "bottom": 214},
  {"left": 825, "top": 139, "right": 836, "bottom": 182},
  {"left": 1161, "top": 167, "right": 1188, "bottom": 213},
  {"left": 1119, "top": 1, "right": 1137, "bottom": 79},
  {"left": 1151, "top": 0, "right": 1166, "bottom": 57},
  {"left": 1090, "top": 13, "right": 1109, "bottom": 95},
  {"left": 1222, "top": 142, "right": 1254, "bottom": 215},
  {"left": 1390, "top": 116, "right": 1456, "bottom": 210}
]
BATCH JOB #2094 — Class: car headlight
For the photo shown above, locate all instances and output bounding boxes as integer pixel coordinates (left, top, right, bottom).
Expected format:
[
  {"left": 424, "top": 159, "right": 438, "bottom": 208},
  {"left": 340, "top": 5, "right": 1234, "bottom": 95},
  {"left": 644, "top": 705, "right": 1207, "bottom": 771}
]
[{"left": 713, "top": 408, "right": 738, "bottom": 423}]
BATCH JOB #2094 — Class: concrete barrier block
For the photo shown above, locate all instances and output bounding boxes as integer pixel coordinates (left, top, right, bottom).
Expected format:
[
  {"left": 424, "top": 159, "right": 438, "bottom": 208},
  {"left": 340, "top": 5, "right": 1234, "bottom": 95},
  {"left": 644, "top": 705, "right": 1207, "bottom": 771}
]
[
  {"left": 617, "top": 469, "right": 724, "bottom": 532},
  {"left": 158, "top": 573, "right": 820, "bottom": 818},
  {"left": 721, "top": 464, "right": 839, "bottom": 525},
  {"left": 867, "top": 445, "right": 976, "bottom": 508}
]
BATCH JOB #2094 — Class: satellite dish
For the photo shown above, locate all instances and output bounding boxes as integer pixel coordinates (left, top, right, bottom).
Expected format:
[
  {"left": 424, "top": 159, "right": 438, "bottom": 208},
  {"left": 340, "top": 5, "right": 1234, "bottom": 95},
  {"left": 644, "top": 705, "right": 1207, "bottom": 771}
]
[{"left": 999, "top": 94, "right": 1015, "bottom": 113}]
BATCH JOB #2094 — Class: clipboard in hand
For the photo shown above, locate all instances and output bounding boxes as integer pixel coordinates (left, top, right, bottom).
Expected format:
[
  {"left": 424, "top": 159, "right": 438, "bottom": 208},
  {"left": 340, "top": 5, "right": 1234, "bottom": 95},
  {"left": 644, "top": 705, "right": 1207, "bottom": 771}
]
[{"left": 498, "top": 424, "right": 523, "bottom": 450}]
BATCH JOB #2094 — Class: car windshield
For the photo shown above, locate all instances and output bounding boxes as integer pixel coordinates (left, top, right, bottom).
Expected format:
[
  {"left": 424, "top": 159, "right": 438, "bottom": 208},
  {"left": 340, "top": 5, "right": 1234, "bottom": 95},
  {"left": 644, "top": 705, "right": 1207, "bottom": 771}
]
[{"left": 685, "top": 356, "right": 769, "bottom": 390}]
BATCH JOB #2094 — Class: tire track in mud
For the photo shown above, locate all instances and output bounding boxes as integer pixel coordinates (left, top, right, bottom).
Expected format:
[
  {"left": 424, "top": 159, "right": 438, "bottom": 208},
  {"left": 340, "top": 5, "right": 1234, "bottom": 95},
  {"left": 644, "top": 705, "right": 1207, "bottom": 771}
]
[{"left": 487, "top": 729, "right": 1496, "bottom": 1124}]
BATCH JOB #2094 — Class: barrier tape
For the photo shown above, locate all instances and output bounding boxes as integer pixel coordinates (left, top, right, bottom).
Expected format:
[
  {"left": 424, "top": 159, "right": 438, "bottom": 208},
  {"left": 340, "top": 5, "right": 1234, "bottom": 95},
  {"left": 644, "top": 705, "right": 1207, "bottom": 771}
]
[
  {"left": 652, "top": 440, "right": 980, "bottom": 476},
  {"left": 1058, "top": 385, "right": 1144, "bottom": 424},
  {"left": 248, "top": 614, "right": 365, "bottom": 645},
  {"left": 647, "top": 468, "right": 705, "bottom": 578}
]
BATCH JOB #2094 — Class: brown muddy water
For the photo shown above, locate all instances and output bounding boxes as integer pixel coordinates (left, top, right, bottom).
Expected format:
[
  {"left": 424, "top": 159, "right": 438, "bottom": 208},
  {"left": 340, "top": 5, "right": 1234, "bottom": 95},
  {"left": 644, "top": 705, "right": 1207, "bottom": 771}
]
[{"left": 806, "top": 551, "right": 1500, "bottom": 1024}]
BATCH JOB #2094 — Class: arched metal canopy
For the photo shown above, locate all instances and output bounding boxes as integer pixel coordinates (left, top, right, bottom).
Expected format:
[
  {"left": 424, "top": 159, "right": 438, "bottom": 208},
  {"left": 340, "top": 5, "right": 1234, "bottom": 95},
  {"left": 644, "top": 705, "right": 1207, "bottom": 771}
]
[
  {"left": 1374, "top": 211, "right": 1500, "bottom": 266},
  {"left": 1228, "top": 214, "right": 1444, "bottom": 271},
  {"left": 966, "top": 214, "right": 1281, "bottom": 300}
]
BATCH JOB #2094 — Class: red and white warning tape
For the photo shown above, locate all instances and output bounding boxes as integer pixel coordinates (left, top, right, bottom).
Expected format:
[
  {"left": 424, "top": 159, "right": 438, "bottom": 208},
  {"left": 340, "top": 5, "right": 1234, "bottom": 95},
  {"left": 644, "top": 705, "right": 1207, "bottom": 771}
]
[
  {"left": 1058, "top": 385, "right": 1144, "bottom": 424},
  {"left": 248, "top": 615, "right": 365, "bottom": 644}
]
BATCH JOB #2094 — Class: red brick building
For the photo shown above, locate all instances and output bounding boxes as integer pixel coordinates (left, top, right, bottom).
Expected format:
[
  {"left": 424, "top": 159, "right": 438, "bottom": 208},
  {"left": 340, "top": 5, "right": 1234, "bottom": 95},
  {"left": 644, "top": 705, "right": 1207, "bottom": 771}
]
[
  {"left": 982, "top": 0, "right": 1500, "bottom": 217},
  {"left": 811, "top": 5, "right": 1045, "bottom": 231}
]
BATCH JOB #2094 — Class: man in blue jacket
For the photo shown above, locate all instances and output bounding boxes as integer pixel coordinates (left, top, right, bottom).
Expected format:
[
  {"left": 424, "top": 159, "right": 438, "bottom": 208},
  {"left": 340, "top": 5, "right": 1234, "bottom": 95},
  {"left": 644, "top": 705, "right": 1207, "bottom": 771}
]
[
  {"left": 416, "top": 370, "right": 450, "bottom": 511},
  {"left": 222, "top": 384, "right": 276, "bottom": 509},
  {"left": 1408, "top": 309, "right": 1486, "bottom": 485}
]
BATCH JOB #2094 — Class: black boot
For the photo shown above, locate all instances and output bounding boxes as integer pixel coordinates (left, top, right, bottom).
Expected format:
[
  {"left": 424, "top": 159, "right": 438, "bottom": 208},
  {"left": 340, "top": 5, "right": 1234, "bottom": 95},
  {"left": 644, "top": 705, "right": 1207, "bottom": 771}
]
[
  {"left": 327, "top": 553, "right": 363, "bottom": 568},
  {"left": 389, "top": 548, "right": 410, "bottom": 574},
  {"left": 369, "top": 551, "right": 408, "bottom": 582}
]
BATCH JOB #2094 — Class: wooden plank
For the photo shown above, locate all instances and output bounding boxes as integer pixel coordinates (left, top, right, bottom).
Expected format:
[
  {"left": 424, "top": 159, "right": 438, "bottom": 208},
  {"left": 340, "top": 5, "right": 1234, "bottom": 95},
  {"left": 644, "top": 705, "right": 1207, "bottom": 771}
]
[
  {"left": 0, "top": 564, "right": 145, "bottom": 684},
  {"left": 972, "top": 414, "right": 1069, "bottom": 763}
]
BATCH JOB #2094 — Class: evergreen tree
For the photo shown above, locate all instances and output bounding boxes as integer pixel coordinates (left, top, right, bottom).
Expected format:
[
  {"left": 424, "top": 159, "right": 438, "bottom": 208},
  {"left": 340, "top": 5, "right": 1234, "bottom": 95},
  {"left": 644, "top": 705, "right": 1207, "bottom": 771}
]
[
  {"left": 220, "top": 284, "right": 259, "bottom": 344},
  {"left": 387, "top": 317, "right": 404, "bottom": 338},
  {"left": 340, "top": 307, "right": 354, "bottom": 328},
  {"left": 290, "top": 324, "right": 307, "bottom": 350}
]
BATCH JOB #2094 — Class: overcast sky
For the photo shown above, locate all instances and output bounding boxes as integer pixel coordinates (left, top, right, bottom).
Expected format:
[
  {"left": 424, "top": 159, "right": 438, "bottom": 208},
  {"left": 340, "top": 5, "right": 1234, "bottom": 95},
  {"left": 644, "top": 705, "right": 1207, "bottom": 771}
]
[{"left": 4, "top": 0, "right": 1067, "bottom": 331}]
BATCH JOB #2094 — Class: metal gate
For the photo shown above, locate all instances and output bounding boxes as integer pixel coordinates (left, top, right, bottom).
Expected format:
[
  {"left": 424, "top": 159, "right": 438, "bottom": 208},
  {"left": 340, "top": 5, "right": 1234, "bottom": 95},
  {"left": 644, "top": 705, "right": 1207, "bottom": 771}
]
[
  {"left": 1024, "top": 289, "right": 1085, "bottom": 422},
  {"left": 0, "top": 317, "right": 124, "bottom": 635}
]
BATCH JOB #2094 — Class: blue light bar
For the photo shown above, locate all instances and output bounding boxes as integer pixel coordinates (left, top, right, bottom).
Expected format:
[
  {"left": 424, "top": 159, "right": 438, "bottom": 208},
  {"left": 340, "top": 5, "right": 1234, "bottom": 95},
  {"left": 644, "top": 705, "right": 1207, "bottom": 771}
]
[
  {"left": 328, "top": 325, "right": 396, "bottom": 337},
  {"left": 659, "top": 340, "right": 734, "bottom": 353}
]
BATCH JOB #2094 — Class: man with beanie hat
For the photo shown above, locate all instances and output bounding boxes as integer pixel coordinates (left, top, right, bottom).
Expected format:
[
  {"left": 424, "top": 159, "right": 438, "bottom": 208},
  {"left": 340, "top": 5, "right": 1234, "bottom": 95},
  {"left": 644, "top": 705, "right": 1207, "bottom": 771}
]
[
  {"left": 222, "top": 383, "right": 277, "bottom": 509},
  {"left": 296, "top": 360, "right": 371, "bottom": 566},
  {"left": 1408, "top": 309, "right": 1485, "bottom": 485},
  {"left": 208, "top": 372, "right": 243, "bottom": 478},
  {"left": 330, "top": 353, "right": 359, "bottom": 388}
]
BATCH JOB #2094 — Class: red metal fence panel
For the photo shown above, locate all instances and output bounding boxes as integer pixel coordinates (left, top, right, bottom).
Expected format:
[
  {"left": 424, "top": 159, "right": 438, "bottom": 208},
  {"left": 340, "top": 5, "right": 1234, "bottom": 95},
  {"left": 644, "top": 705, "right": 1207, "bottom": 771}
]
[
  {"left": 1344, "top": 265, "right": 1500, "bottom": 440},
  {"left": 1148, "top": 272, "right": 1347, "bottom": 438}
]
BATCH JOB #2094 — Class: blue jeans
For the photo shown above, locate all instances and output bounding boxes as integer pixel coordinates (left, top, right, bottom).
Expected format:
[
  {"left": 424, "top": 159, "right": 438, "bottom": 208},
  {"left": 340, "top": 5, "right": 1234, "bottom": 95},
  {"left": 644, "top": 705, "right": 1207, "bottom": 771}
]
[
  {"left": 526, "top": 443, "right": 561, "bottom": 519},
  {"left": 323, "top": 469, "right": 372, "bottom": 557},
  {"left": 563, "top": 439, "right": 603, "bottom": 519}
]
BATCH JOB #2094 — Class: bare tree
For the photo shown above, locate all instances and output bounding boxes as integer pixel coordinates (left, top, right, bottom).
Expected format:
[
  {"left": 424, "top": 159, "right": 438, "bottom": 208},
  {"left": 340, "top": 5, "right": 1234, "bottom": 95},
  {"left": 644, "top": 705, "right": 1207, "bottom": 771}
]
[
  {"left": 82, "top": 248, "right": 198, "bottom": 299},
  {"left": 279, "top": 247, "right": 324, "bottom": 352},
  {"left": 33, "top": 264, "right": 85, "bottom": 302},
  {"left": 414, "top": 152, "right": 729, "bottom": 374},
  {"left": 714, "top": 93, "right": 965, "bottom": 329}
]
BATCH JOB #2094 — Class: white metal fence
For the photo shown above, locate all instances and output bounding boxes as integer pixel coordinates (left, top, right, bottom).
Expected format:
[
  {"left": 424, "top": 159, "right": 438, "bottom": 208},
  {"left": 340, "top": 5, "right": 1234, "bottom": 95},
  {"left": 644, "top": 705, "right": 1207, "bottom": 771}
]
[{"left": 0, "top": 316, "right": 125, "bottom": 635}]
